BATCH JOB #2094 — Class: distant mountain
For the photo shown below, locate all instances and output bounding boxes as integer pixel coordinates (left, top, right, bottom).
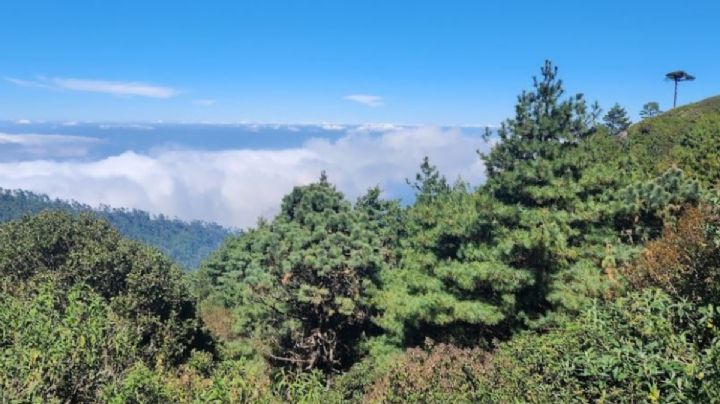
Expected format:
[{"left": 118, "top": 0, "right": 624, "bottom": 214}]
[{"left": 0, "top": 188, "right": 233, "bottom": 269}]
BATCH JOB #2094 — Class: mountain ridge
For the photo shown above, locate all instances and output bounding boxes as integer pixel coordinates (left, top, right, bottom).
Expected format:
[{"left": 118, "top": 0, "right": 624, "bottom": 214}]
[{"left": 0, "top": 187, "right": 233, "bottom": 269}]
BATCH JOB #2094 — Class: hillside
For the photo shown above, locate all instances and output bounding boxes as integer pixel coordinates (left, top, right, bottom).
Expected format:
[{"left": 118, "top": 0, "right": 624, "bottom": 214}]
[
  {"left": 626, "top": 95, "right": 720, "bottom": 187},
  {"left": 0, "top": 188, "right": 232, "bottom": 269}
]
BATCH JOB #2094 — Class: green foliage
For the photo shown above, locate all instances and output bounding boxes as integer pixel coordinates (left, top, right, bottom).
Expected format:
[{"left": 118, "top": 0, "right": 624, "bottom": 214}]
[
  {"left": 0, "top": 187, "right": 231, "bottom": 269},
  {"left": 104, "top": 363, "right": 176, "bottom": 404},
  {"left": 615, "top": 167, "right": 702, "bottom": 244},
  {"left": 480, "top": 62, "right": 621, "bottom": 318},
  {"left": 369, "top": 62, "right": 703, "bottom": 353},
  {"left": 376, "top": 178, "right": 532, "bottom": 346},
  {"left": 199, "top": 178, "right": 390, "bottom": 371},
  {"left": 0, "top": 280, "right": 139, "bottom": 403},
  {"left": 0, "top": 211, "right": 213, "bottom": 365},
  {"left": 359, "top": 291, "right": 720, "bottom": 403},
  {"left": 477, "top": 289, "right": 720, "bottom": 403},
  {"left": 626, "top": 96, "right": 720, "bottom": 187},
  {"left": 603, "top": 103, "right": 632, "bottom": 135},
  {"left": 406, "top": 156, "right": 451, "bottom": 204}
]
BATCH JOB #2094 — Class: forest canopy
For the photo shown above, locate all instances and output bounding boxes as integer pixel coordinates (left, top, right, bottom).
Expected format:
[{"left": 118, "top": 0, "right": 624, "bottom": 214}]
[{"left": 0, "top": 189, "right": 232, "bottom": 269}]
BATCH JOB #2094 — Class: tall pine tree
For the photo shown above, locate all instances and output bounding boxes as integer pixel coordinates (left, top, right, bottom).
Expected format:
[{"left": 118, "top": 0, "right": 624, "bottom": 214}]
[{"left": 376, "top": 159, "right": 533, "bottom": 347}]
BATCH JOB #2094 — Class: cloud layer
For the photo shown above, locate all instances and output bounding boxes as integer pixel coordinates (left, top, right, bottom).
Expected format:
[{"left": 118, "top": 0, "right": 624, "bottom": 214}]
[
  {"left": 5, "top": 76, "right": 180, "bottom": 98},
  {"left": 0, "top": 126, "right": 489, "bottom": 228}
]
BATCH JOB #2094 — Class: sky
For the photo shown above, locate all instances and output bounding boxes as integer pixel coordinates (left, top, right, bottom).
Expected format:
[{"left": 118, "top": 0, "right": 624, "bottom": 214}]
[
  {"left": 2, "top": 0, "right": 718, "bottom": 124},
  {"left": 0, "top": 0, "right": 718, "bottom": 227}
]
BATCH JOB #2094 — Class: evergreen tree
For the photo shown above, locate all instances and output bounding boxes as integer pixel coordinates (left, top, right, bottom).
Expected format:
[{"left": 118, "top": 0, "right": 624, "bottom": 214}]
[
  {"left": 377, "top": 162, "right": 534, "bottom": 347},
  {"left": 639, "top": 101, "right": 662, "bottom": 119},
  {"left": 479, "top": 63, "right": 700, "bottom": 318},
  {"left": 603, "top": 103, "right": 632, "bottom": 135},
  {"left": 406, "top": 156, "right": 451, "bottom": 204},
  {"left": 200, "top": 176, "right": 389, "bottom": 371}
]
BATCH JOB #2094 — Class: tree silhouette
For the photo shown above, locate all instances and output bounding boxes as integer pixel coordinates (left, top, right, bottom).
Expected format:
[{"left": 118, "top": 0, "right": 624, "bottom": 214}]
[{"left": 666, "top": 70, "right": 695, "bottom": 108}]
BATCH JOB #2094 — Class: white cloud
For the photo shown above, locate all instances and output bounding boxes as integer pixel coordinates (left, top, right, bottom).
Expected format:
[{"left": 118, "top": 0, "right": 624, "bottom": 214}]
[
  {"left": 353, "top": 123, "right": 410, "bottom": 132},
  {"left": 317, "top": 123, "right": 346, "bottom": 131},
  {"left": 5, "top": 76, "right": 180, "bottom": 98},
  {"left": 0, "top": 133, "right": 101, "bottom": 160},
  {"left": 99, "top": 124, "right": 155, "bottom": 131},
  {"left": 0, "top": 126, "right": 490, "bottom": 228},
  {"left": 194, "top": 99, "right": 217, "bottom": 106},
  {"left": 4, "top": 77, "right": 54, "bottom": 90},
  {"left": 0, "top": 133, "right": 100, "bottom": 146},
  {"left": 53, "top": 78, "right": 180, "bottom": 98},
  {"left": 344, "top": 94, "right": 384, "bottom": 107}
]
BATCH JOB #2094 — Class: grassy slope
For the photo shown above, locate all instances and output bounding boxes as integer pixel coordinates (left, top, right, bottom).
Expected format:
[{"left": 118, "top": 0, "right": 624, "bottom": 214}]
[{"left": 626, "top": 96, "right": 720, "bottom": 187}]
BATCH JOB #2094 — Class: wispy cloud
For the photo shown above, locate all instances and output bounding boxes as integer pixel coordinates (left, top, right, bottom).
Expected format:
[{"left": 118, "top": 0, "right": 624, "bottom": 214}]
[
  {"left": 0, "top": 133, "right": 100, "bottom": 146},
  {"left": 4, "top": 77, "right": 55, "bottom": 90},
  {"left": 0, "top": 133, "right": 101, "bottom": 160},
  {"left": 344, "top": 94, "right": 384, "bottom": 107},
  {"left": 5, "top": 76, "right": 181, "bottom": 98},
  {"left": 98, "top": 124, "right": 155, "bottom": 131},
  {"left": 194, "top": 99, "right": 217, "bottom": 106}
]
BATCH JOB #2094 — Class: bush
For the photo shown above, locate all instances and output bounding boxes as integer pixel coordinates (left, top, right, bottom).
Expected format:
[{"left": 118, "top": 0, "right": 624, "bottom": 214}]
[
  {"left": 0, "top": 280, "right": 139, "bottom": 402},
  {"left": 366, "top": 340, "right": 487, "bottom": 403},
  {"left": 103, "top": 363, "right": 176, "bottom": 404},
  {"left": 0, "top": 211, "right": 213, "bottom": 365},
  {"left": 626, "top": 204, "right": 720, "bottom": 305},
  {"left": 477, "top": 289, "right": 720, "bottom": 402}
]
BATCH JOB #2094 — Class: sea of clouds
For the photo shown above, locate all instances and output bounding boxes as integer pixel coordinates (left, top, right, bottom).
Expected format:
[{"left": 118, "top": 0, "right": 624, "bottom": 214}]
[{"left": 0, "top": 124, "right": 492, "bottom": 228}]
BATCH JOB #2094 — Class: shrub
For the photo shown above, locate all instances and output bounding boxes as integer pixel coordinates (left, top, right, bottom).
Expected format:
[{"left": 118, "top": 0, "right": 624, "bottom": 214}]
[
  {"left": 366, "top": 340, "right": 487, "bottom": 403},
  {"left": 103, "top": 363, "right": 176, "bottom": 404},
  {"left": 476, "top": 289, "right": 720, "bottom": 402},
  {"left": 0, "top": 280, "right": 139, "bottom": 403},
  {"left": 0, "top": 211, "right": 213, "bottom": 365},
  {"left": 625, "top": 204, "right": 720, "bottom": 305}
]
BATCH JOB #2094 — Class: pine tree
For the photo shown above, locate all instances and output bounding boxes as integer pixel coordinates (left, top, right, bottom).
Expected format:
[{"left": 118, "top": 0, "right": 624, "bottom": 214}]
[
  {"left": 376, "top": 161, "right": 533, "bottom": 347},
  {"left": 603, "top": 103, "right": 632, "bottom": 135},
  {"left": 481, "top": 61, "right": 630, "bottom": 315},
  {"left": 479, "top": 63, "right": 700, "bottom": 318},
  {"left": 640, "top": 102, "right": 662, "bottom": 119},
  {"left": 406, "top": 156, "right": 451, "bottom": 204},
  {"left": 200, "top": 175, "right": 389, "bottom": 371}
]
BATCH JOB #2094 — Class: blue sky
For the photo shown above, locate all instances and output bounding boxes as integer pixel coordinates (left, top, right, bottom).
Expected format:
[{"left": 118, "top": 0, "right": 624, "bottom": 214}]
[{"left": 2, "top": 0, "right": 718, "bottom": 124}]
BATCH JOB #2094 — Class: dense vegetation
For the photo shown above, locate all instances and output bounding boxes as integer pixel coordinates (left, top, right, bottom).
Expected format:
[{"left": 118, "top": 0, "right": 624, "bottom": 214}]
[
  {"left": 2, "top": 61, "right": 720, "bottom": 402},
  {"left": 0, "top": 189, "right": 232, "bottom": 269}
]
